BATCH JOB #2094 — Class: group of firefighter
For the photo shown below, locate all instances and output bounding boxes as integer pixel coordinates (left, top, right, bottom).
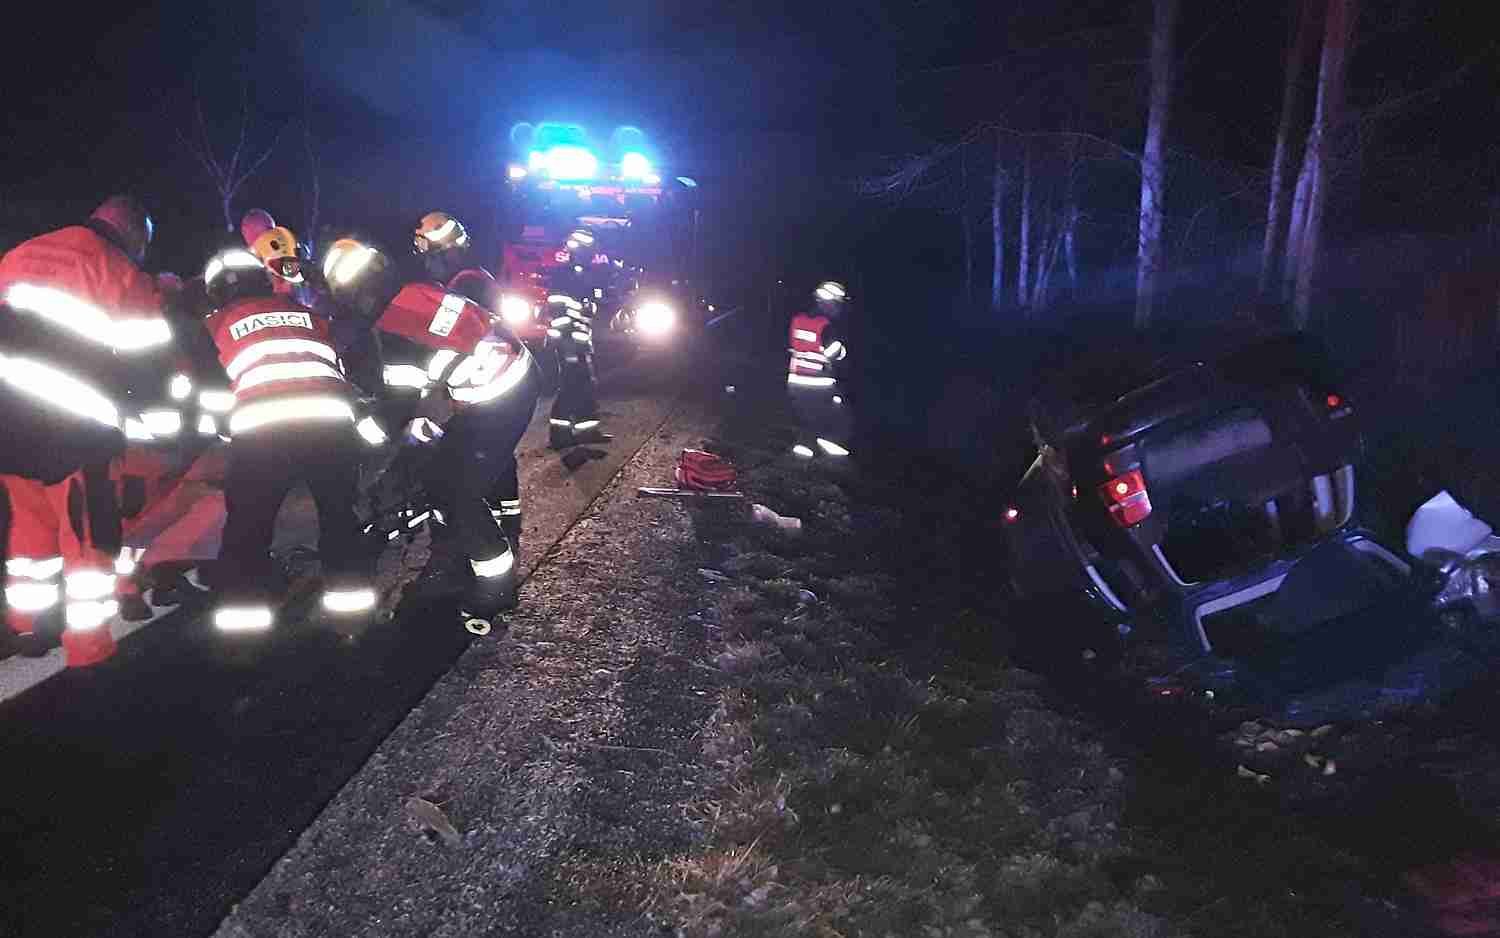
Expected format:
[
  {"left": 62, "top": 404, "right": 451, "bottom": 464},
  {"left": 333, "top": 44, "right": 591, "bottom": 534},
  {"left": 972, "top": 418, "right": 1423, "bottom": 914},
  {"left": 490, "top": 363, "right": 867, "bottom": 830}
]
[
  {"left": 0, "top": 192, "right": 853, "bottom": 670},
  {"left": 0, "top": 196, "right": 612, "bottom": 666}
]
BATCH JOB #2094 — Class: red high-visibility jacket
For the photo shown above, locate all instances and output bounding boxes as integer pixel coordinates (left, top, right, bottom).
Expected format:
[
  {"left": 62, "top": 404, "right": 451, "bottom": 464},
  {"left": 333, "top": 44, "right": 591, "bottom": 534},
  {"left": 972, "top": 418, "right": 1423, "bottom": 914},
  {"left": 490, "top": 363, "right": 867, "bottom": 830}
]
[
  {"left": 447, "top": 267, "right": 500, "bottom": 311},
  {"left": 787, "top": 313, "right": 846, "bottom": 385},
  {"left": 205, "top": 295, "right": 354, "bottom": 436},
  {"left": 374, "top": 282, "right": 533, "bottom": 407},
  {"left": 0, "top": 224, "right": 168, "bottom": 465}
]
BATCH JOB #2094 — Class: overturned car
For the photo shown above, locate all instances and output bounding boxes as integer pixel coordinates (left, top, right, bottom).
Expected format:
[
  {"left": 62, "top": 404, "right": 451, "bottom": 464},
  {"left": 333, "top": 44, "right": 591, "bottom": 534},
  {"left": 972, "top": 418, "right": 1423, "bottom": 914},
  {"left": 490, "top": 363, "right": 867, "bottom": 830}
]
[{"left": 999, "top": 329, "right": 1481, "bottom": 714}]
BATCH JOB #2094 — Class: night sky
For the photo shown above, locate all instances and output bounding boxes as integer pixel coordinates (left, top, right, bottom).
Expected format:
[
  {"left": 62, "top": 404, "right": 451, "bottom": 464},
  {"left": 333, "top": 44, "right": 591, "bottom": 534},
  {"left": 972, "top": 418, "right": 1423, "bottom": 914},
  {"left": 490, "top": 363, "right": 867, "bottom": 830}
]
[{"left": 2, "top": 1, "right": 1494, "bottom": 300}]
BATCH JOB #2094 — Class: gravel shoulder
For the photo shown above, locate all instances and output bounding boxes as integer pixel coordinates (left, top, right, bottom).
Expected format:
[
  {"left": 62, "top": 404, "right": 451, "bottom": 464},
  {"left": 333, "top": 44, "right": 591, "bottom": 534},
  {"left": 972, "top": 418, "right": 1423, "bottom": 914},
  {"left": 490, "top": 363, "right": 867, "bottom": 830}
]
[{"left": 215, "top": 393, "right": 726, "bottom": 937}]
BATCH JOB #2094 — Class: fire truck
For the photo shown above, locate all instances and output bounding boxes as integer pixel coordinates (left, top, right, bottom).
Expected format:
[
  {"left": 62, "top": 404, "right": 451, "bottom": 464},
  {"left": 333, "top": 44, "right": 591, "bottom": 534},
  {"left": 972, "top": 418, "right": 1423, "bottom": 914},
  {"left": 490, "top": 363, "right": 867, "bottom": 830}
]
[{"left": 496, "top": 123, "right": 707, "bottom": 357}]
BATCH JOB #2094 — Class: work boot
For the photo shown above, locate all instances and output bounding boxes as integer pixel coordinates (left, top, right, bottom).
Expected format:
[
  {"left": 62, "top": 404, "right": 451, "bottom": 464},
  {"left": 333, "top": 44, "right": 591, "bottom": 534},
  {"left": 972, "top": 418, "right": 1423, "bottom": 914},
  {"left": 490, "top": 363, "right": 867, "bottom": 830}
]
[
  {"left": 118, "top": 592, "right": 154, "bottom": 622},
  {"left": 409, "top": 553, "right": 472, "bottom": 600},
  {"left": 4, "top": 607, "right": 63, "bottom": 658},
  {"left": 148, "top": 565, "right": 214, "bottom": 608},
  {"left": 571, "top": 419, "right": 610, "bottom": 445}
]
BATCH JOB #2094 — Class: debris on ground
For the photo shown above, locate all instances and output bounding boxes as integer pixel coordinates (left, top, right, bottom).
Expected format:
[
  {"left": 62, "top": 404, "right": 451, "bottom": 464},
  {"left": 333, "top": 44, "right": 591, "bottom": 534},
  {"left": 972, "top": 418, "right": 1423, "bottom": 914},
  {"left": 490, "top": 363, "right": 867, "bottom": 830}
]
[
  {"left": 403, "top": 797, "right": 462, "bottom": 847},
  {"left": 749, "top": 503, "right": 802, "bottom": 533}
]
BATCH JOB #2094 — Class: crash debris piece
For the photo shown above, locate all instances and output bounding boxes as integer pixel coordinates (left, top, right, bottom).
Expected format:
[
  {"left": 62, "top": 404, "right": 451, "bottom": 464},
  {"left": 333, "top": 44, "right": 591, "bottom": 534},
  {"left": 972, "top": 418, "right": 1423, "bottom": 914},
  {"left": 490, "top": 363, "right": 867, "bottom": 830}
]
[
  {"left": 750, "top": 503, "right": 803, "bottom": 533},
  {"left": 1237, "top": 764, "right": 1271, "bottom": 785},
  {"left": 404, "top": 796, "right": 462, "bottom": 847}
]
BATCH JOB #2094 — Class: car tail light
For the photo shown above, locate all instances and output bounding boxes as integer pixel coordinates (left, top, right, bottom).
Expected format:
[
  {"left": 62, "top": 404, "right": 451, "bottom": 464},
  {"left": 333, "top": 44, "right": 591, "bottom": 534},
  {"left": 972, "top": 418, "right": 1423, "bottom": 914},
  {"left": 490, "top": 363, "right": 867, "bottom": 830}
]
[
  {"left": 1325, "top": 393, "right": 1342, "bottom": 409},
  {"left": 1099, "top": 468, "right": 1152, "bottom": 527}
]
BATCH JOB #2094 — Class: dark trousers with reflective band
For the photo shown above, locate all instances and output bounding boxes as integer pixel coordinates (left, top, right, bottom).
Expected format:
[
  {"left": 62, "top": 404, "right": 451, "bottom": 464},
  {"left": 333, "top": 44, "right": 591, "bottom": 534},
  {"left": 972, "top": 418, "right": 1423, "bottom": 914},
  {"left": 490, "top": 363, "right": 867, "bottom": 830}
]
[
  {"left": 550, "top": 342, "right": 599, "bottom": 435},
  {"left": 218, "top": 422, "right": 370, "bottom": 605},
  {"left": 788, "top": 381, "right": 851, "bottom": 450},
  {"left": 422, "top": 371, "right": 540, "bottom": 616}
]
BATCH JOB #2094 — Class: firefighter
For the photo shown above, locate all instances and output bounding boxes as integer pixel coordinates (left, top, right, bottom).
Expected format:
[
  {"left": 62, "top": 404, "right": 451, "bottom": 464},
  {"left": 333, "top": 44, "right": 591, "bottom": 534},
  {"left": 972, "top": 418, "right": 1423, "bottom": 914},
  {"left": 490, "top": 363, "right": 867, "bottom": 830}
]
[
  {"left": 545, "top": 290, "right": 607, "bottom": 450},
  {"left": 786, "top": 280, "right": 852, "bottom": 460},
  {"left": 197, "top": 239, "right": 381, "bottom": 633},
  {"left": 0, "top": 195, "right": 171, "bottom": 666},
  {"left": 321, "top": 238, "right": 540, "bottom": 629},
  {"left": 412, "top": 211, "right": 501, "bottom": 311}
]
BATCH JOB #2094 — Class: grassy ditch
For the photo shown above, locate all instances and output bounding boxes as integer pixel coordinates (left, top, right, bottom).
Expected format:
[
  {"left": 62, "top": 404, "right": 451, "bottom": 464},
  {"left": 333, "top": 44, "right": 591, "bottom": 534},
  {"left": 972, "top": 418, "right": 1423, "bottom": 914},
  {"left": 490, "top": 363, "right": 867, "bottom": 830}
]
[{"left": 638, "top": 391, "right": 1385, "bottom": 938}]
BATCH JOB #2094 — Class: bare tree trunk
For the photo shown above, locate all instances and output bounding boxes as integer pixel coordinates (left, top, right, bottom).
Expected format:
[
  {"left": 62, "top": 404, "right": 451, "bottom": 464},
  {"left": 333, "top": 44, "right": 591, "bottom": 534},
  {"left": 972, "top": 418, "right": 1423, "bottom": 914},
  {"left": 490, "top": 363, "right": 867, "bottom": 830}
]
[
  {"left": 1293, "top": 0, "right": 1358, "bottom": 329},
  {"left": 1064, "top": 205, "right": 1080, "bottom": 290},
  {"left": 1134, "top": 0, "right": 1179, "bottom": 330},
  {"left": 991, "top": 135, "right": 1006, "bottom": 311},
  {"left": 1018, "top": 144, "right": 1033, "bottom": 309},
  {"left": 962, "top": 210, "right": 975, "bottom": 306},
  {"left": 1036, "top": 218, "right": 1066, "bottom": 309},
  {"left": 1283, "top": 143, "right": 1314, "bottom": 299},
  {"left": 1261, "top": 0, "right": 1323, "bottom": 295},
  {"left": 303, "top": 122, "right": 321, "bottom": 250},
  {"left": 221, "top": 195, "right": 234, "bottom": 234}
]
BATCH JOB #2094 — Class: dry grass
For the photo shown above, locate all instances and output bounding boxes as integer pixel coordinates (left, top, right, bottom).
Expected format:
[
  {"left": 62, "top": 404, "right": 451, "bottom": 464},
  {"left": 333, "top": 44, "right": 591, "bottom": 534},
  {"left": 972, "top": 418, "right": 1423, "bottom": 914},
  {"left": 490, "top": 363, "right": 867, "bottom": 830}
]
[{"left": 636, "top": 406, "right": 1380, "bottom": 937}]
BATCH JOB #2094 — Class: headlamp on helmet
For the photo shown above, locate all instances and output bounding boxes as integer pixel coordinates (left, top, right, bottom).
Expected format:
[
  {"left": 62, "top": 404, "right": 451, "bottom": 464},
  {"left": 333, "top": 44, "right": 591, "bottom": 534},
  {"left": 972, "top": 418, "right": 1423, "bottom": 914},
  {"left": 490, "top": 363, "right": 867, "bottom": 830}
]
[
  {"left": 323, "top": 238, "right": 381, "bottom": 289},
  {"left": 814, "top": 281, "right": 847, "bottom": 302},
  {"left": 251, "top": 226, "right": 304, "bottom": 284},
  {"left": 413, "top": 211, "right": 469, "bottom": 255}
]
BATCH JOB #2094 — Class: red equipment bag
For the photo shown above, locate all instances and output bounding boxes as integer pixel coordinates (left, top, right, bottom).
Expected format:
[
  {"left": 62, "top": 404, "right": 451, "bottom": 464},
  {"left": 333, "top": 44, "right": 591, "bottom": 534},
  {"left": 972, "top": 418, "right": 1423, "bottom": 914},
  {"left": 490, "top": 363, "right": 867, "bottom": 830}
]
[{"left": 675, "top": 449, "right": 738, "bottom": 492}]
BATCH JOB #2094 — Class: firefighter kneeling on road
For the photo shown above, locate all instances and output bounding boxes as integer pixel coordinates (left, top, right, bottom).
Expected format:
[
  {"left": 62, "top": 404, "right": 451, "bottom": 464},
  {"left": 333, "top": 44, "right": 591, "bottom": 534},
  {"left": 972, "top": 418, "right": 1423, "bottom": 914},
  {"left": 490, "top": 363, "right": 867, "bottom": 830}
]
[
  {"left": 545, "top": 292, "right": 607, "bottom": 450},
  {"left": 321, "top": 238, "right": 540, "bottom": 632},
  {"left": 786, "top": 280, "right": 852, "bottom": 461},
  {"left": 198, "top": 239, "right": 379, "bottom": 633}
]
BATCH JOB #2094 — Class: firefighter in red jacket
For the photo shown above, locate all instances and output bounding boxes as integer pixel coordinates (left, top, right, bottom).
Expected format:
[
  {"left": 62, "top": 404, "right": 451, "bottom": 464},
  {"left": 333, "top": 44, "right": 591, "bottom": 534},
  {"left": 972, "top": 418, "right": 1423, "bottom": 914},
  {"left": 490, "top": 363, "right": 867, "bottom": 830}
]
[
  {"left": 321, "top": 238, "right": 540, "bottom": 630},
  {"left": 786, "top": 280, "right": 851, "bottom": 460},
  {"left": 412, "top": 212, "right": 501, "bottom": 311},
  {"left": 0, "top": 195, "right": 171, "bottom": 666},
  {"left": 197, "top": 240, "right": 380, "bottom": 633}
]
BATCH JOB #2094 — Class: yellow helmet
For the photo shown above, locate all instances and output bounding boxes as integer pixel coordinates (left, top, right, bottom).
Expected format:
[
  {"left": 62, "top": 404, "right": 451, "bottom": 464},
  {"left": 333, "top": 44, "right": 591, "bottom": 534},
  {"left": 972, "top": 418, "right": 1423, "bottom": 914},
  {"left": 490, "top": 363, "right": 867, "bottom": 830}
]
[
  {"left": 413, "top": 211, "right": 469, "bottom": 255},
  {"left": 322, "top": 238, "right": 384, "bottom": 290},
  {"left": 251, "top": 226, "right": 303, "bottom": 282}
]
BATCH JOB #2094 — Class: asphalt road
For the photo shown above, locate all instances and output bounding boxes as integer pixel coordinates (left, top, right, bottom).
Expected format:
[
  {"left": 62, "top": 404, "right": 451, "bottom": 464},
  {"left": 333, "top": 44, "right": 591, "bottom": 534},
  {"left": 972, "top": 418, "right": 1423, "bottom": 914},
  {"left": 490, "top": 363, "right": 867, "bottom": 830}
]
[{"left": 0, "top": 342, "right": 691, "bottom": 938}]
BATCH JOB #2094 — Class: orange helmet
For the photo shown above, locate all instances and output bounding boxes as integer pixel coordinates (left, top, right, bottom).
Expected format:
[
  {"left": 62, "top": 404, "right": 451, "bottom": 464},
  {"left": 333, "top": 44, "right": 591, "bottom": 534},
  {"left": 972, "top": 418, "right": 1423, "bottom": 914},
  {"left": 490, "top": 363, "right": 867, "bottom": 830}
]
[
  {"left": 251, "top": 226, "right": 303, "bottom": 282},
  {"left": 91, "top": 195, "right": 154, "bottom": 263}
]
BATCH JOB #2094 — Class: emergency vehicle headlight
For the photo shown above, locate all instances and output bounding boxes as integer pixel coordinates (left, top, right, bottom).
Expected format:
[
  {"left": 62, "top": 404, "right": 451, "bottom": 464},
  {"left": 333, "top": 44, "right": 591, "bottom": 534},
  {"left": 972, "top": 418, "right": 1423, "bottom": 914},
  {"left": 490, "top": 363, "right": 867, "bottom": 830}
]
[
  {"left": 169, "top": 373, "right": 193, "bottom": 400},
  {"left": 199, "top": 390, "right": 236, "bottom": 413},
  {"left": 621, "top": 152, "right": 651, "bottom": 179},
  {"left": 499, "top": 294, "right": 533, "bottom": 325},
  {"left": 545, "top": 145, "right": 597, "bottom": 180},
  {"left": 142, "top": 409, "right": 182, "bottom": 437},
  {"left": 636, "top": 302, "right": 675, "bottom": 337}
]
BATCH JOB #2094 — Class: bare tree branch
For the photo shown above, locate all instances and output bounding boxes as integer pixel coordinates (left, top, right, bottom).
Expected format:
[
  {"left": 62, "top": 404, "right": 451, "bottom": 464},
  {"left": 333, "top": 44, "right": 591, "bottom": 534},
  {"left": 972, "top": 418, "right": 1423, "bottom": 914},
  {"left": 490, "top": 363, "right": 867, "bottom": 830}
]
[{"left": 173, "top": 83, "right": 283, "bottom": 232}]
